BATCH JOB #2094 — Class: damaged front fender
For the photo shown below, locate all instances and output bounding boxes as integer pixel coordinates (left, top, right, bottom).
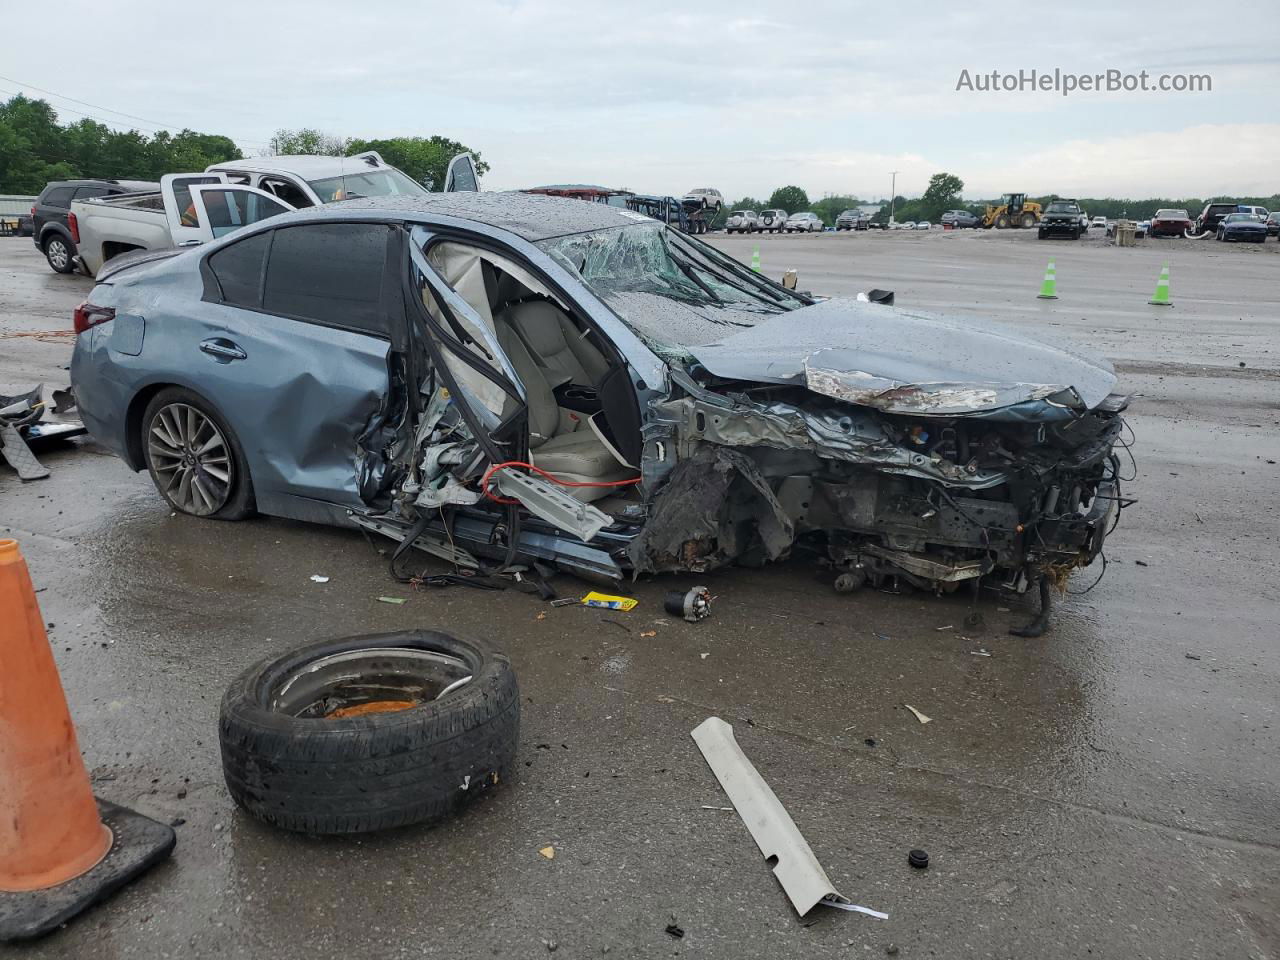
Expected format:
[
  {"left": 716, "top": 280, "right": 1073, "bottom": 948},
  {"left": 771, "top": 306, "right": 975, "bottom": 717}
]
[{"left": 627, "top": 445, "right": 794, "bottom": 575}]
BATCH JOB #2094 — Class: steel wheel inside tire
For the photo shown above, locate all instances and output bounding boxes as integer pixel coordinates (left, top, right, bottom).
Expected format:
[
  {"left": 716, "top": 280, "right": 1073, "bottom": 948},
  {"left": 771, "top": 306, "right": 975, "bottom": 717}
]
[{"left": 219, "top": 630, "right": 519, "bottom": 835}]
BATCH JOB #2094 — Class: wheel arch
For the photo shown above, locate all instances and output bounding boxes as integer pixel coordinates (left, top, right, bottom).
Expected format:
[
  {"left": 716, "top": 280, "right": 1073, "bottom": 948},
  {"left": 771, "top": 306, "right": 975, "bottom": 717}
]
[
  {"left": 124, "top": 380, "right": 228, "bottom": 472},
  {"left": 39, "top": 223, "right": 73, "bottom": 249}
]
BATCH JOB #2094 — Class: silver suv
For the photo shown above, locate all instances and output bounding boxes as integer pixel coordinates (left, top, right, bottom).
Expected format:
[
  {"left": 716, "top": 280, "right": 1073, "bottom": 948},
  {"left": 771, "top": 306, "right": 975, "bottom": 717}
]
[
  {"left": 683, "top": 188, "right": 724, "bottom": 212},
  {"left": 726, "top": 210, "right": 759, "bottom": 233},
  {"left": 758, "top": 209, "right": 787, "bottom": 233}
]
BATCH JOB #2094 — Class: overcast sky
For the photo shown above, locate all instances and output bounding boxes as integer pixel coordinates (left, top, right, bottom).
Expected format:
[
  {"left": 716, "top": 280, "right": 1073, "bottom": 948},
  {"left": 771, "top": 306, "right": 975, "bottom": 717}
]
[{"left": 5, "top": 0, "right": 1278, "bottom": 201}]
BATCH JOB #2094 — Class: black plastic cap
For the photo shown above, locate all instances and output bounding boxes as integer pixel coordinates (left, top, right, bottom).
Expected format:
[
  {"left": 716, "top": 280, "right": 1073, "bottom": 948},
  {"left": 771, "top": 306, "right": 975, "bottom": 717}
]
[{"left": 908, "top": 849, "right": 929, "bottom": 869}]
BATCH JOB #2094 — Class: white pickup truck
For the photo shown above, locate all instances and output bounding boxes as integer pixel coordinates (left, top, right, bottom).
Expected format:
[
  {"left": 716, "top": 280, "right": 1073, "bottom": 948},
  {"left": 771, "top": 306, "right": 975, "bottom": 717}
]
[
  {"left": 69, "top": 172, "right": 295, "bottom": 277},
  {"left": 69, "top": 152, "right": 478, "bottom": 276}
]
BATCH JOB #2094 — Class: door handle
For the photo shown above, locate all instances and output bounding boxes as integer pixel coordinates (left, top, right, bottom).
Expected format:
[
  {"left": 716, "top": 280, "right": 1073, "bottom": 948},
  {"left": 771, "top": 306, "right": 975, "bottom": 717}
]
[{"left": 199, "top": 337, "right": 246, "bottom": 361}]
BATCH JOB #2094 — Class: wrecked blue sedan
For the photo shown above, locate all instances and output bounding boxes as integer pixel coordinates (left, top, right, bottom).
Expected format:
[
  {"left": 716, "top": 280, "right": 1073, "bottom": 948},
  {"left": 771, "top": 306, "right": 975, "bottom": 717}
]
[{"left": 70, "top": 192, "right": 1130, "bottom": 632}]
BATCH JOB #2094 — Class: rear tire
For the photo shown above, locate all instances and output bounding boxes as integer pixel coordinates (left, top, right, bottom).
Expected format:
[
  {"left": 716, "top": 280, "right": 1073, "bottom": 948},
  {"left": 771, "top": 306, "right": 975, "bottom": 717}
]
[
  {"left": 141, "top": 387, "right": 255, "bottom": 520},
  {"left": 1021, "top": 213, "right": 1037, "bottom": 228},
  {"left": 44, "top": 235, "right": 74, "bottom": 274},
  {"left": 219, "top": 630, "right": 519, "bottom": 835}
]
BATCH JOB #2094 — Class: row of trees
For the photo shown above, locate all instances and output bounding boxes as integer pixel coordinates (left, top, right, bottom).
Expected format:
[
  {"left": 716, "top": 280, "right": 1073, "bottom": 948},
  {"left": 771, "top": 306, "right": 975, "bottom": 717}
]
[
  {"left": 0, "top": 95, "right": 243, "bottom": 193},
  {"left": 0, "top": 100, "right": 491, "bottom": 196}
]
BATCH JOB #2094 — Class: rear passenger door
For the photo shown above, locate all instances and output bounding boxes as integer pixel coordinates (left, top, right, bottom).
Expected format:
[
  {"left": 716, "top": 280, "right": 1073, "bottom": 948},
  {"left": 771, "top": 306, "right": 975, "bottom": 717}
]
[
  {"left": 160, "top": 172, "right": 228, "bottom": 246},
  {"left": 195, "top": 222, "right": 398, "bottom": 512},
  {"left": 188, "top": 185, "right": 293, "bottom": 239}
]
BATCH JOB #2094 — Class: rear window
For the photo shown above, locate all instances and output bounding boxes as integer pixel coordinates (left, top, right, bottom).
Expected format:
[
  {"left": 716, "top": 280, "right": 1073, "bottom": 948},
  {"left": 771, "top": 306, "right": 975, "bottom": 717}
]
[
  {"left": 261, "top": 223, "right": 390, "bottom": 335},
  {"left": 41, "top": 186, "right": 75, "bottom": 208}
]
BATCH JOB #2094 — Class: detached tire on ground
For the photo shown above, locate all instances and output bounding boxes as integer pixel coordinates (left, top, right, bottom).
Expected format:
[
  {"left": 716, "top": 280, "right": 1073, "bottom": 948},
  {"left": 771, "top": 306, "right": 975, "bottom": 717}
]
[{"left": 219, "top": 630, "right": 519, "bottom": 835}]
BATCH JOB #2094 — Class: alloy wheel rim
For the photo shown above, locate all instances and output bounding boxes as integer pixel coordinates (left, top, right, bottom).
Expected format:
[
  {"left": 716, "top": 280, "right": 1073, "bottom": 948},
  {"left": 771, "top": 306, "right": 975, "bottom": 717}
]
[
  {"left": 148, "top": 403, "right": 232, "bottom": 515},
  {"left": 48, "top": 241, "right": 67, "bottom": 268}
]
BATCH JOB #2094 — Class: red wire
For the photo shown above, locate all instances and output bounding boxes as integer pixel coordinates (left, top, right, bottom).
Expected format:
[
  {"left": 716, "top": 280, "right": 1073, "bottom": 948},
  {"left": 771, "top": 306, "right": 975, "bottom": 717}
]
[{"left": 481, "top": 460, "right": 642, "bottom": 504}]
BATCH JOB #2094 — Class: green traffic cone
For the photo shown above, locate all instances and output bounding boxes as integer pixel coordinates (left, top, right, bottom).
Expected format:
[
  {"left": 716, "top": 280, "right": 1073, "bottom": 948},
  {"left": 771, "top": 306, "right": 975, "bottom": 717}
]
[
  {"left": 1036, "top": 260, "right": 1058, "bottom": 299},
  {"left": 751, "top": 245, "right": 761, "bottom": 272},
  {"left": 1149, "top": 263, "right": 1172, "bottom": 305}
]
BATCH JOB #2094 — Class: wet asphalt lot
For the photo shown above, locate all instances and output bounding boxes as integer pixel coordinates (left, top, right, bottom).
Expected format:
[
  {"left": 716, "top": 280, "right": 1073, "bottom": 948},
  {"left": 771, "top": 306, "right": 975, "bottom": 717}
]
[{"left": 1, "top": 227, "right": 1277, "bottom": 959}]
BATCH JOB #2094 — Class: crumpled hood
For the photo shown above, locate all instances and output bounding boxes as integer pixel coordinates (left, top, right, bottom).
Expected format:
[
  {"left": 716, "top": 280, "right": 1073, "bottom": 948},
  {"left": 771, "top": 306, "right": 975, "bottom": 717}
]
[{"left": 687, "top": 298, "right": 1117, "bottom": 417}]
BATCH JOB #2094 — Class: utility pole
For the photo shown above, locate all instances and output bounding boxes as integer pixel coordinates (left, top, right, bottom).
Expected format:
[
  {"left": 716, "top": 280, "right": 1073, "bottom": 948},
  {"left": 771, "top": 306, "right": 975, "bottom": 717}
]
[{"left": 889, "top": 171, "right": 899, "bottom": 224}]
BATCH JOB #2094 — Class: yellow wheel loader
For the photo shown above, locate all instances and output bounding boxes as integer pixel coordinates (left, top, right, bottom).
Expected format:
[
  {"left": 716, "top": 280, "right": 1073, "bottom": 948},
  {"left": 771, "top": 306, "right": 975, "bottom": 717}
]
[{"left": 982, "top": 193, "right": 1042, "bottom": 229}]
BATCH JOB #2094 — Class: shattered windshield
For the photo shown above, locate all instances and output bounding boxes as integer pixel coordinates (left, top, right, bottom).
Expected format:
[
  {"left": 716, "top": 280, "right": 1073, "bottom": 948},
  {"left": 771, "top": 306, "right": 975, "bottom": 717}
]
[{"left": 537, "top": 222, "right": 808, "bottom": 353}]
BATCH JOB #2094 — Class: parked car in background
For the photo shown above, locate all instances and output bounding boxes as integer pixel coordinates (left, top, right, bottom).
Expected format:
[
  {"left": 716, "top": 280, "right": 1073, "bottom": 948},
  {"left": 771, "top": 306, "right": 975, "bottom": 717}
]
[
  {"left": 785, "top": 212, "right": 823, "bottom": 233},
  {"left": 69, "top": 192, "right": 1126, "bottom": 625},
  {"left": 914, "top": 221, "right": 931, "bottom": 230},
  {"left": 1265, "top": 211, "right": 1280, "bottom": 236},
  {"left": 836, "top": 209, "right": 868, "bottom": 230},
  {"left": 940, "top": 210, "right": 979, "bottom": 228},
  {"left": 1148, "top": 209, "right": 1192, "bottom": 238},
  {"left": 32, "top": 179, "right": 159, "bottom": 273},
  {"left": 758, "top": 209, "right": 787, "bottom": 232},
  {"left": 896, "top": 221, "right": 915, "bottom": 231},
  {"left": 1216, "top": 212, "right": 1267, "bottom": 243},
  {"left": 725, "top": 210, "right": 759, "bottom": 233},
  {"left": 1078, "top": 212, "right": 1090, "bottom": 230},
  {"left": 1091, "top": 216, "right": 1107, "bottom": 229},
  {"left": 1038, "top": 199, "right": 1084, "bottom": 239},
  {"left": 683, "top": 188, "right": 724, "bottom": 212},
  {"left": 1238, "top": 204, "right": 1269, "bottom": 221},
  {"left": 1193, "top": 202, "right": 1243, "bottom": 236}
]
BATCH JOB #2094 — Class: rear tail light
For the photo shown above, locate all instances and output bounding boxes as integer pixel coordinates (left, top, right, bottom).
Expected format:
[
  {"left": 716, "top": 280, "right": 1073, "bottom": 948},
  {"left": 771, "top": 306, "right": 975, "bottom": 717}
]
[
  {"left": 30, "top": 205, "right": 35, "bottom": 218},
  {"left": 73, "top": 302, "right": 115, "bottom": 334},
  {"left": 68, "top": 211, "right": 80, "bottom": 244}
]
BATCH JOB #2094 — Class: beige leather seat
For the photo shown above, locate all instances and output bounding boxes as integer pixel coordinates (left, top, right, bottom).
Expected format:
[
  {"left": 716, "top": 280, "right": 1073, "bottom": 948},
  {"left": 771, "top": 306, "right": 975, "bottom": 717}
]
[
  {"left": 497, "top": 300, "right": 610, "bottom": 389},
  {"left": 495, "top": 301, "right": 635, "bottom": 501}
]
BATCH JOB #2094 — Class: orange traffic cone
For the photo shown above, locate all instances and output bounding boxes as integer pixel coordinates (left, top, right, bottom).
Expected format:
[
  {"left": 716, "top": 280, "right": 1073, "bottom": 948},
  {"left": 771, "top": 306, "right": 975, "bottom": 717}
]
[{"left": 0, "top": 539, "right": 175, "bottom": 941}]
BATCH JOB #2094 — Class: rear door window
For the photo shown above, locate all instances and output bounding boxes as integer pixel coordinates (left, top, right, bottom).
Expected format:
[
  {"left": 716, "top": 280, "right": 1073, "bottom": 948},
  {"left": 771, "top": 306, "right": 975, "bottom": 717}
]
[
  {"left": 73, "top": 185, "right": 110, "bottom": 200},
  {"left": 192, "top": 186, "right": 291, "bottom": 238},
  {"left": 41, "top": 186, "right": 75, "bottom": 208},
  {"left": 262, "top": 223, "right": 391, "bottom": 336},
  {"left": 206, "top": 231, "right": 271, "bottom": 308}
]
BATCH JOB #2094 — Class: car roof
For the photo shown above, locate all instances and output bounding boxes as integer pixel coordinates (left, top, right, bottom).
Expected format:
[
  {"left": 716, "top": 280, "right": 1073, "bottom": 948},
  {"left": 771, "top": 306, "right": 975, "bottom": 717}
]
[
  {"left": 208, "top": 154, "right": 398, "bottom": 180},
  {"left": 287, "top": 191, "right": 649, "bottom": 241},
  {"left": 44, "top": 179, "right": 159, "bottom": 190}
]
